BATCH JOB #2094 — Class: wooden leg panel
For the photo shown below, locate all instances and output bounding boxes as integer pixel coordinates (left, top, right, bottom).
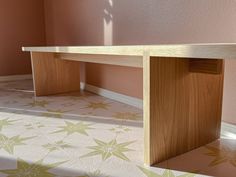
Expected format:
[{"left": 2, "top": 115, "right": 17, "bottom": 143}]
[
  {"left": 31, "top": 52, "right": 81, "bottom": 96},
  {"left": 143, "top": 57, "right": 224, "bottom": 165}
]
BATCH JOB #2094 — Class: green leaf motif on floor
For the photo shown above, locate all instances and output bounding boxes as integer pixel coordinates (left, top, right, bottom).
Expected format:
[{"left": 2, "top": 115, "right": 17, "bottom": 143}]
[
  {"left": 52, "top": 121, "right": 93, "bottom": 136},
  {"left": 109, "top": 125, "right": 131, "bottom": 134},
  {"left": 84, "top": 101, "right": 111, "bottom": 110},
  {"left": 138, "top": 166, "right": 195, "bottom": 177},
  {"left": 0, "top": 118, "right": 18, "bottom": 131},
  {"left": 80, "top": 138, "right": 135, "bottom": 161},
  {"left": 113, "top": 112, "right": 142, "bottom": 120},
  {"left": 84, "top": 169, "right": 109, "bottom": 177},
  {"left": 42, "top": 109, "right": 71, "bottom": 118},
  {"left": 205, "top": 145, "right": 236, "bottom": 167},
  {"left": 72, "top": 170, "right": 109, "bottom": 177},
  {"left": 68, "top": 92, "right": 90, "bottom": 101},
  {"left": 25, "top": 122, "right": 45, "bottom": 130},
  {"left": 25, "top": 100, "right": 49, "bottom": 108},
  {"left": 0, "top": 134, "right": 35, "bottom": 154},
  {"left": 0, "top": 158, "right": 66, "bottom": 177},
  {"left": 43, "top": 140, "right": 72, "bottom": 152}
]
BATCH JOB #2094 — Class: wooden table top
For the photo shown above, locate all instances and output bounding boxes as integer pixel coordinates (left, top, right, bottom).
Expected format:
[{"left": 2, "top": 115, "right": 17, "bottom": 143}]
[{"left": 22, "top": 43, "right": 236, "bottom": 59}]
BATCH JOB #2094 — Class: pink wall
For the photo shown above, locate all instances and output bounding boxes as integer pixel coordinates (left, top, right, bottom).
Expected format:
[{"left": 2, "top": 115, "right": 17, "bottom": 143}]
[{"left": 0, "top": 0, "right": 46, "bottom": 76}]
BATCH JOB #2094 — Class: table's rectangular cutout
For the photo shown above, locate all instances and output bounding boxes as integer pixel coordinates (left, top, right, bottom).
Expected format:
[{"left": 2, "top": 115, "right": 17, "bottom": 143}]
[{"left": 189, "top": 59, "right": 223, "bottom": 74}]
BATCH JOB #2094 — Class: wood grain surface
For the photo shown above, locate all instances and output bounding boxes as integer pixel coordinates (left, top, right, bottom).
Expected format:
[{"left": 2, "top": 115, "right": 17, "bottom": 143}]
[
  {"left": 31, "top": 52, "right": 81, "bottom": 96},
  {"left": 143, "top": 56, "right": 224, "bottom": 165}
]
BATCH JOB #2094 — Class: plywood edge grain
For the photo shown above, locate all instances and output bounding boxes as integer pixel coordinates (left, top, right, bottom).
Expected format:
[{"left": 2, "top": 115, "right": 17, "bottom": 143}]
[
  {"left": 22, "top": 44, "right": 236, "bottom": 59},
  {"left": 143, "top": 51, "right": 151, "bottom": 165}
]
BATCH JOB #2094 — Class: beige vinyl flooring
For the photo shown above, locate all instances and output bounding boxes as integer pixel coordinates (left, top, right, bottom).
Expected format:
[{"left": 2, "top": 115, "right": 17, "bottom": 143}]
[{"left": 0, "top": 79, "right": 235, "bottom": 177}]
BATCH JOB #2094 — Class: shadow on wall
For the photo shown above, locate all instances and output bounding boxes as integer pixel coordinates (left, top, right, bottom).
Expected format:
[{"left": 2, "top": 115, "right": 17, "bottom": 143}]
[
  {"left": 44, "top": 0, "right": 143, "bottom": 98},
  {"left": 44, "top": 0, "right": 113, "bottom": 46},
  {"left": 103, "top": 0, "right": 113, "bottom": 45},
  {"left": 44, "top": 0, "right": 236, "bottom": 45}
]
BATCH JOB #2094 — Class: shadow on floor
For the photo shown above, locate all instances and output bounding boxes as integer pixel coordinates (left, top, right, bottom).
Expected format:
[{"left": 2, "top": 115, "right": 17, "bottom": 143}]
[{"left": 0, "top": 80, "right": 143, "bottom": 128}]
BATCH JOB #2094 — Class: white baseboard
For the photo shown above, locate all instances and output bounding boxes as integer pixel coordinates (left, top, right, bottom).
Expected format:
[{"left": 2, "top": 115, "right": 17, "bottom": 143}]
[
  {"left": 0, "top": 75, "right": 142, "bottom": 108},
  {"left": 80, "top": 82, "right": 143, "bottom": 109},
  {"left": 221, "top": 122, "right": 236, "bottom": 138},
  {"left": 0, "top": 74, "right": 32, "bottom": 82}
]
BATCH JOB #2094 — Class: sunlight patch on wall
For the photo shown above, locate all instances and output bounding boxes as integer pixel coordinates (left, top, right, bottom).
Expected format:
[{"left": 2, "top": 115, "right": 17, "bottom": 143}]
[{"left": 104, "top": 0, "right": 113, "bottom": 45}]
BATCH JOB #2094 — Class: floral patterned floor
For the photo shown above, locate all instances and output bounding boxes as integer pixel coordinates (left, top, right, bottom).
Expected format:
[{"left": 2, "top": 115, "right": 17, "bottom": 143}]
[{"left": 0, "top": 79, "right": 235, "bottom": 177}]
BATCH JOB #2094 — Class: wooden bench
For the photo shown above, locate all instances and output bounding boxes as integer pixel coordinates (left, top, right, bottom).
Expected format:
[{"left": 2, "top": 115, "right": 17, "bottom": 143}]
[{"left": 23, "top": 44, "right": 235, "bottom": 166}]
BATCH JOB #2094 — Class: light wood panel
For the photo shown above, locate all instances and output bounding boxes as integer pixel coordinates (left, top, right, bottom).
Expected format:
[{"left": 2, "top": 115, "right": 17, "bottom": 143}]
[
  {"left": 143, "top": 51, "right": 151, "bottom": 164},
  {"left": 23, "top": 44, "right": 236, "bottom": 59},
  {"left": 143, "top": 56, "right": 224, "bottom": 165},
  {"left": 31, "top": 52, "right": 81, "bottom": 96},
  {"left": 55, "top": 53, "right": 143, "bottom": 68}
]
